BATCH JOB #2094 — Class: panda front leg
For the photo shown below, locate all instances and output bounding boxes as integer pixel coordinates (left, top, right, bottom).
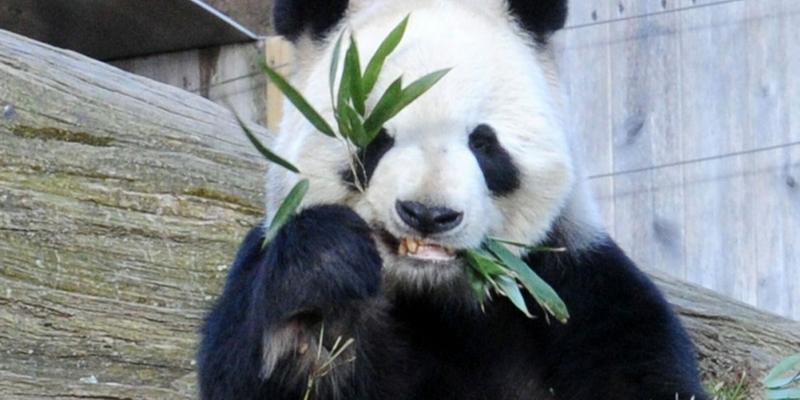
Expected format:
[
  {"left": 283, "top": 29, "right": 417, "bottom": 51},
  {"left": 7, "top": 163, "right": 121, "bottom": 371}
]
[{"left": 197, "top": 205, "right": 389, "bottom": 400}]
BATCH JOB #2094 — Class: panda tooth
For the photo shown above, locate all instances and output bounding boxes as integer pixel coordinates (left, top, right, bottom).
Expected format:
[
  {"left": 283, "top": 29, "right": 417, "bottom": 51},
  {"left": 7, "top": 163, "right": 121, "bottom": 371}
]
[
  {"left": 406, "top": 238, "right": 419, "bottom": 253},
  {"left": 398, "top": 240, "right": 408, "bottom": 256}
]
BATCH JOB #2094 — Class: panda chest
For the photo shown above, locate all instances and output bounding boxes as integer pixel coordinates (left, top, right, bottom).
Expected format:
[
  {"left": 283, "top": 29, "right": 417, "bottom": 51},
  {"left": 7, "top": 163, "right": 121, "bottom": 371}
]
[{"left": 387, "top": 305, "right": 553, "bottom": 399}]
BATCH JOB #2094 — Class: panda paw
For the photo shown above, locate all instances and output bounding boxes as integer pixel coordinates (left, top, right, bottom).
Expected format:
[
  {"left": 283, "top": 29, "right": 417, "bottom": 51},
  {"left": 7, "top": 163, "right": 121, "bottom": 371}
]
[{"left": 255, "top": 204, "right": 383, "bottom": 322}]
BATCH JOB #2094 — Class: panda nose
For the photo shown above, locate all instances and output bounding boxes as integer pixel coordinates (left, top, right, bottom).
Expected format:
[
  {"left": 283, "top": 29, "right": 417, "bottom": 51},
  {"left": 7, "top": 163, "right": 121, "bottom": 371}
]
[{"left": 395, "top": 200, "right": 464, "bottom": 235}]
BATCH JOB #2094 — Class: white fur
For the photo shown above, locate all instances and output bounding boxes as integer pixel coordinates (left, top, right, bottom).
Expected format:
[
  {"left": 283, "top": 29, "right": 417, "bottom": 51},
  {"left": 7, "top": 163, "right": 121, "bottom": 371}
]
[{"left": 265, "top": 0, "right": 605, "bottom": 289}]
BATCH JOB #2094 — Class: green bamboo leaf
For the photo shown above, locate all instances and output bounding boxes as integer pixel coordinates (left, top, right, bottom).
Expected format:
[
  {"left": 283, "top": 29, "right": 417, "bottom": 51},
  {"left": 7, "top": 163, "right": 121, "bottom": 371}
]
[
  {"left": 329, "top": 32, "right": 346, "bottom": 105},
  {"left": 362, "top": 76, "right": 403, "bottom": 136},
  {"left": 767, "top": 388, "right": 800, "bottom": 400},
  {"left": 486, "top": 240, "right": 570, "bottom": 324},
  {"left": 235, "top": 114, "right": 299, "bottom": 173},
  {"left": 260, "top": 63, "right": 336, "bottom": 138},
  {"left": 343, "top": 105, "right": 369, "bottom": 148},
  {"left": 337, "top": 58, "right": 352, "bottom": 119},
  {"left": 488, "top": 237, "right": 567, "bottom": 253},
  {"left": 765, "top": 353, "right": 800, "bottom": 389},
  {"left": 263, "top": 179, "right": 310, "bottom": 245},
  {"left": 495, "top": 275, "right": 533, "bottom": 318},
  {"left": 394, "top": 68, "right": 450, "bottom": 111},
  {"left": 363, "top": 15, "right": 409, "bottom": 95},
  {"left": 465, "top": 264, "right": 490, "bottom": 305},
  {"left": 344, "top": 36, "right": 366, "bottom": 116},
  {"left": 464, "top": 249, "right": 507, "bottom": 278},
  {"left": 363, "top": 69, "right": 450, "bottom": 134}
]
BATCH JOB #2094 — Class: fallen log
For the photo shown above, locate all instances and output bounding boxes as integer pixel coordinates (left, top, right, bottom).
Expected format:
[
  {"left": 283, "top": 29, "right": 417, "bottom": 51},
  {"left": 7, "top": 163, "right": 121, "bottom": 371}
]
[{"left": 0, "top": 29, "right": 797, "bottom": 399}]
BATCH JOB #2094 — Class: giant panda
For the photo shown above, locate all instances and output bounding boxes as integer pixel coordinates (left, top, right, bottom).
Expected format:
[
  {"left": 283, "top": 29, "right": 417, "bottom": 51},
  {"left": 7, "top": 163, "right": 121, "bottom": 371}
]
[{"left": 198, "top": 1, "right": 709, "bottom": 399}]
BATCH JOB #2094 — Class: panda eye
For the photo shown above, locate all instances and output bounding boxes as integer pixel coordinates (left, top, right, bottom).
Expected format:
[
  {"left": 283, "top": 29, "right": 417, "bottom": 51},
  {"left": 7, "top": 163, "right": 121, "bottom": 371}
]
[
  {"left": 467, "top": 124, "right": 520, "bottom": 196},
  {"left": 468, "top": 124, "right": 498, "bottom": 152}
]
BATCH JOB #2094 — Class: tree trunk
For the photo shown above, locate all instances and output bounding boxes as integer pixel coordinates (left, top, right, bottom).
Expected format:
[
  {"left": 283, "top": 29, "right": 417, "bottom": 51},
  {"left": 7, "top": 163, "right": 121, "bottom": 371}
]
[{"left": 0, "top": 29, "right": 797, "bottom": 399}]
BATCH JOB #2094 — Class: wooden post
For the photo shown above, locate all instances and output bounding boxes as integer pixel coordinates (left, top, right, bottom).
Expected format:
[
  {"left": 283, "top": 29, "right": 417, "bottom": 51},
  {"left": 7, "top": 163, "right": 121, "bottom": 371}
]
[{"left": 264, "top": 36, "right": 293, "bottom": 131}]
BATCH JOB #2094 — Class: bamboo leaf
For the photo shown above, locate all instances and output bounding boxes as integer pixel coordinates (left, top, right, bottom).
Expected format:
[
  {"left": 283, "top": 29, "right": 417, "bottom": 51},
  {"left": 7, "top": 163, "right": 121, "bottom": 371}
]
[
  {"left": 465, "top": 263, "right": 490, "bottom": 304},
  {"left": 343, "top": 105, "right": 369, "bottom": 148},
  {"left": 464, "top": 249, "right": 508, "bottom": 278},
  {"left": 488, "top": 237, "right": 567, "bottom": 253},
  {"left": 263, "top": 179, "right": 310, "bottom": 245},
  {"left": 767, "top": 388, "right": 800, "bottom": 400},
  {"left": 329, "top": 32, "right": 346, "bottom": 105},
  {"left": 362, "top": 76, "right": 403, "bottom": 136},
  {"left": 495, "top": 275, "right": 533, "bottom": 318},
  {"left": 363, "top": 15, "right": 409, "bottom": 95},
  {"left": 344, "top": 37, "right": 366, "bottom": 116},
  {"left": 260, "top": 63, "right": 336, "bottom": 138},
  {"left": 337, "top": 59, "right": 352, "bottom": 120},
  {"left": 765, "top": 353, "right": 800, "bottom": 389},
  {"left": 486, "top": 240, "right": 570, "bottom": 324},
  {"left": 394, "top": 68, "right": 450, "bottom": 111},
  {"left": 363, "top": 69, "right": 450, "bottom": 134},
  {"left": 235, "top": 114, "right": 299, "bottom": 173}
]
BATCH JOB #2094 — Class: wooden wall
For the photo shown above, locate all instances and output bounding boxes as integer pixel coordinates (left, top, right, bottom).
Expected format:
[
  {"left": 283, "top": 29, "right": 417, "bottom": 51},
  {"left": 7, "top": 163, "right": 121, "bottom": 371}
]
[
  {"left": 552, "top": 0, "right": 800, "bottom": 320},
  {"left": 112, "top": 41, "right": 269, "bottom": 126}
]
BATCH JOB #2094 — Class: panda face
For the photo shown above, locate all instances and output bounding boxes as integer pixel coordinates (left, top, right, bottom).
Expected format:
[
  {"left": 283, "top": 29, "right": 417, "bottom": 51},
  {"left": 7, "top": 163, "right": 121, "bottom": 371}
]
[{"left": 266, "top": 1, "right": 575, "bottom": 292}]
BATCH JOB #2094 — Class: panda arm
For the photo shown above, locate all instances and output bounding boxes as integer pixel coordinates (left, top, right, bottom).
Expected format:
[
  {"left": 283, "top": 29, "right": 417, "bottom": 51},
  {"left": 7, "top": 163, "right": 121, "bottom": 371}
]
[
  {"left": 197, "top": 205, "right": 385, "bottom": 400},
  {"left": 529, "top": 239, "right": 709, "bottom": 400}
]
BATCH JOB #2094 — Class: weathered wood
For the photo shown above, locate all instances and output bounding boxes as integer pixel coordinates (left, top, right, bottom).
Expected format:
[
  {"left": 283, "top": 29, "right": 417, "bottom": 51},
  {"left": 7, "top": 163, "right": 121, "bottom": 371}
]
[
  {"left": 555, "top": 0, "right": 800, "bottom": 321},
  {"left": 655, "top": 273, "right": 800, "bottom": 396},
  {"left": 264, "top": 36, "right": 294, "bottom": 130},
  {"left": 0, "top": 22, "right": 798, "bottom": 400},
  {"left": 0, "top": 28, "right": 269, "bottom": 399},
  {"left": 112, "top": 41, "right": 269, "bottom": 126}
]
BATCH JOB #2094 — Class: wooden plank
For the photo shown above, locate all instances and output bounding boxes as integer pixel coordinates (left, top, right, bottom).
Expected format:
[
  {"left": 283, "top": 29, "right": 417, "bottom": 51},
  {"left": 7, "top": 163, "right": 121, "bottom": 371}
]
[
  {"left": 112, "top": 41, "right": 268, "bottom": 125},
  {"left": 560, "top": 0, "right": 800, "bottom": 319},
  {"left": 606, "top": 3, "right": 685, "bottom": 278},
  {"left": 781, "top": 0, "right": 800, "bottom": 321},
  {"left": 0, "top": 28, "right": 270, "bottom": 398},
  {"left": 264, "top": 36, "right": 294, "bottom": 131},
  {"left": 680, "top": 1, "right": 752, "bottom": 300},
  {"left": 745, "top": 1, "right": 792, "bottom": 316},
  {"left": 552, "top": 21, "right": 615, "bottom": 234}
]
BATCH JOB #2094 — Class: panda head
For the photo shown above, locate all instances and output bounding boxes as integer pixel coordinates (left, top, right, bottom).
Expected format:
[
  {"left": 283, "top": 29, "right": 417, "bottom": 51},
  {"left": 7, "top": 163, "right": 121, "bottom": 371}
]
[{"left": 267, "top": 0, "right": 604, "bottom": 294}]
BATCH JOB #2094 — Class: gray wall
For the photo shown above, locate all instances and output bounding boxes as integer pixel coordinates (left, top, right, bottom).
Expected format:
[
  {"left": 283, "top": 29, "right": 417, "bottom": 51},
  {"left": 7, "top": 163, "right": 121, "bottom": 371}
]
[{"left": 553, "top": 0, "right": 799, "bottom": 320}]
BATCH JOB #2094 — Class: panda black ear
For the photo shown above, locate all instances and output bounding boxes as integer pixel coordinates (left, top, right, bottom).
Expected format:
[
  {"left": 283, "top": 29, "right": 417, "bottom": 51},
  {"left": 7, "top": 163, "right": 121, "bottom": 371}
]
[
  {"left": 506, "top": 0, "right": 568, "bottom": 40},
  {"left": 273, "top": 0, "right": 350, "bottom": 41}
]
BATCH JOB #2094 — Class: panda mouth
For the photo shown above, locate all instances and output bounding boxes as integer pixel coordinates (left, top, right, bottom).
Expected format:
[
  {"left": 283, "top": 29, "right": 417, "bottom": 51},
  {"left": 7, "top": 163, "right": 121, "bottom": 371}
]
[{"left": 397, "top": 237, "right": 457, "bottom": 262}]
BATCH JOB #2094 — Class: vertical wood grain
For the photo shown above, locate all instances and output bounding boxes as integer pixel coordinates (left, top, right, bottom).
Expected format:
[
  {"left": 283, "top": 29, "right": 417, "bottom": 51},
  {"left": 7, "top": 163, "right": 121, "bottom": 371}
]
[
  {"left": 560, "top": 0, "right": 799, "bottom": 319},
  {"left": 264, "top": 36, "right": 294, "bottom": 131},
  {"left": 608, "top": 3, "right": 685, "bottom": 277},
  {"left": 552, "top": 13, "right": 616, "bottom": 233},
  {"left": 745, "top": 1, "right": 791, "bottom": 314}
]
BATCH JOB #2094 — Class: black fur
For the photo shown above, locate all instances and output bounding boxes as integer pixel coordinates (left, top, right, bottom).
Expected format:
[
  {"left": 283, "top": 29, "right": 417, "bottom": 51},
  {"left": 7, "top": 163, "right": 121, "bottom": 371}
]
[
  {"left": 341, "top": 129, "right": 395, "bottom": 189},
  {"left": 197, "top": 205, "right": 387, "bottom": 399},
  {"left": 507, "top": 0, "right": 569, "bottom": 41},
  {"left": 469, "top": 124, "right": 521, "bottom": 196},
  {"left": 273, "top": 0, "right": 349, "bottom": 41},
  {"left": 198, "top": 205, "right": 707, "bottom": 399}
]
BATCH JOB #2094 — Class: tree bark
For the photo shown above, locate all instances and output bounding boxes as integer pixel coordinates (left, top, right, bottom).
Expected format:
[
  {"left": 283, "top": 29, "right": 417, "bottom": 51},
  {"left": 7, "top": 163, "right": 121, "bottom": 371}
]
[{"left": 0, "top": 29, "right": 797, "bottom": 399}]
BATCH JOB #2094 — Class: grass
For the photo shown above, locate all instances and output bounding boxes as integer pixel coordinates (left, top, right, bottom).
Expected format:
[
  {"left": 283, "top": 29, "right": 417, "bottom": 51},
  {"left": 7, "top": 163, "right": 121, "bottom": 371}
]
[{"left": 709, "top": 372, "right": 750, "bottom": 400}]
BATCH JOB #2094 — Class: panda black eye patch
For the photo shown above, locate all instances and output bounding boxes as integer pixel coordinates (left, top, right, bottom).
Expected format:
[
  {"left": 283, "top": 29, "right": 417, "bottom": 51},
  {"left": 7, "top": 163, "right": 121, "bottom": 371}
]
[
  {"left": 341, "top": 129, "right": 395, "bottom": 189},
  {"left": 468, "top": 124, "right": 520, "bottom": 195}
]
